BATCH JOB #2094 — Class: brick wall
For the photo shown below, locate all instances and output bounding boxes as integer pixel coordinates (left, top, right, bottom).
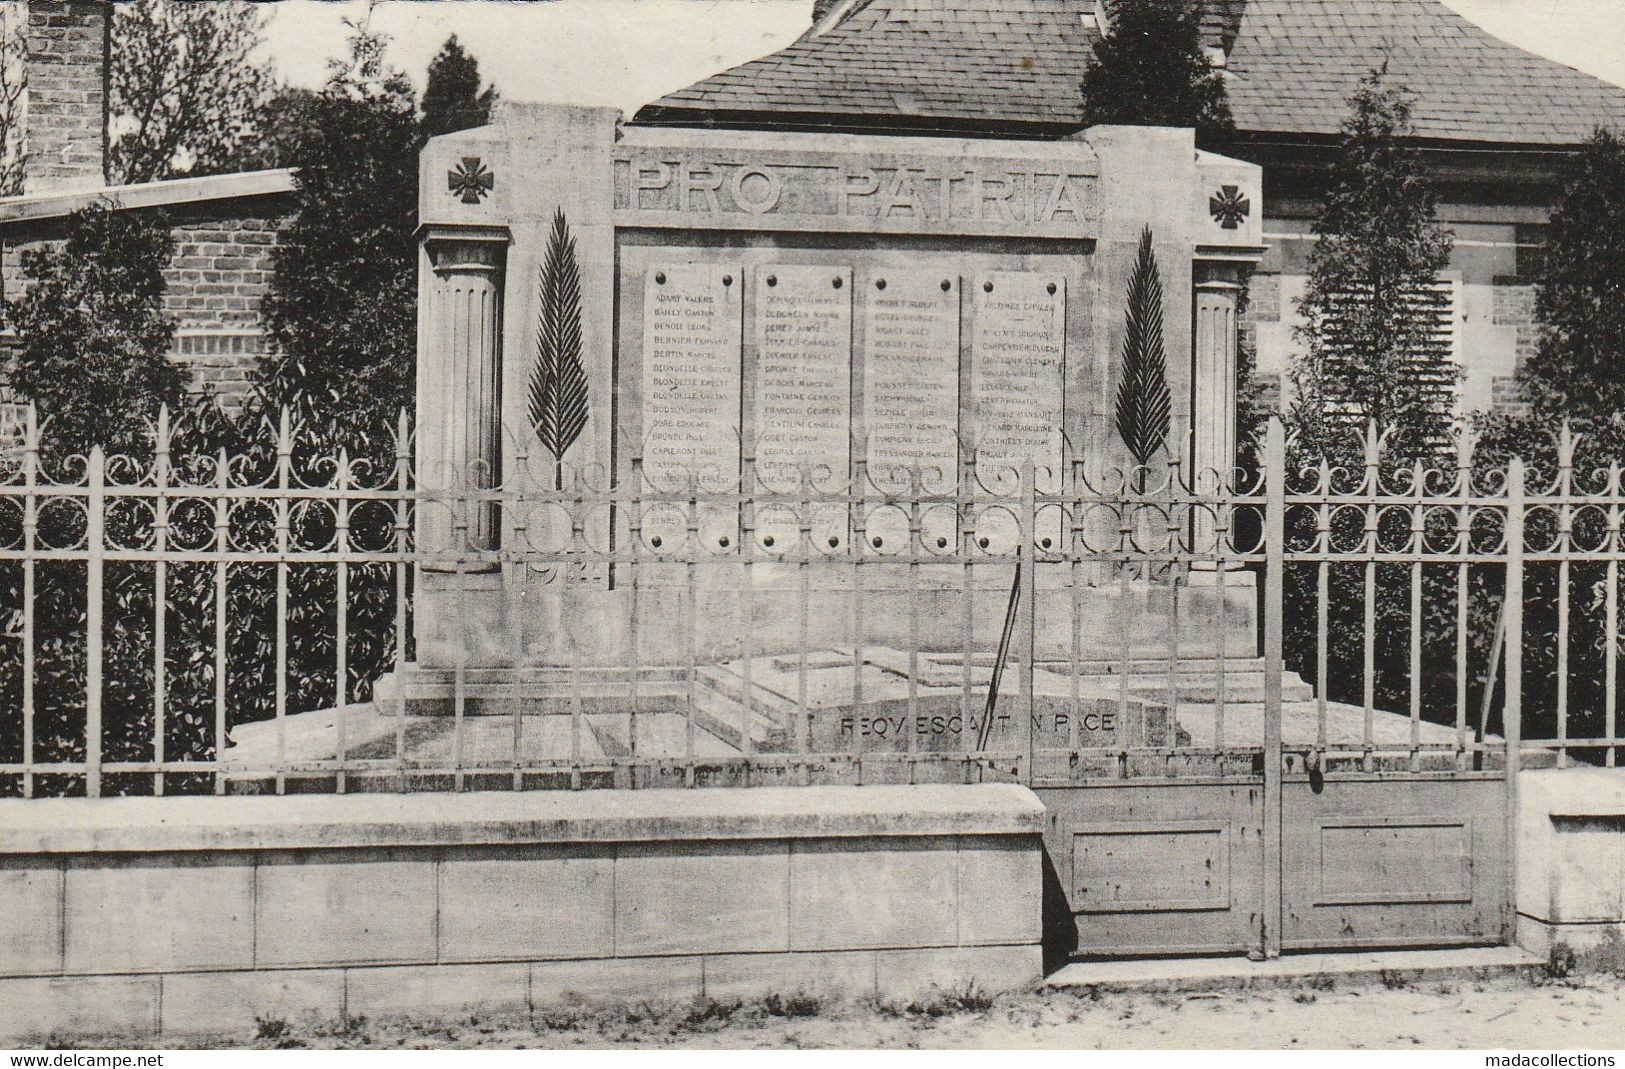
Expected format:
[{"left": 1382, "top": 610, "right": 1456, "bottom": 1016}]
[
  {"left": 1489, "top": 275, "right": 1537, "bottom": 416},
  {"left": 24, "top": 0, "right": 107, "bottom": 191},
  {"left": 1239, "top": 271, "right": 1283, "bottom": 410},
  {"left": 0, "top": 211, "right": 290, "bottom": 414},
  {"left": 163, "top": 216, "right": 285, "bottom": 407}
]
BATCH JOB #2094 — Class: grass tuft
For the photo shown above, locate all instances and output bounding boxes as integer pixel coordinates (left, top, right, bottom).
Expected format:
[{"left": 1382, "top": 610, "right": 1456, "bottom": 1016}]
[
  {"left": 1546, "top": 943, "right": 1579, "bottom": 981},
  {"left": 254, "top": 1016, "right": 290, "bottom": 1041},
  {"left": 678, "top": 996, "right": 743, "bottom": 1032},
  {"left": 878, "top": 981, "right": 995, "bottom": 1019},
  {"left": 761, "top": 991, "right": 822, "bottom": 1018}
]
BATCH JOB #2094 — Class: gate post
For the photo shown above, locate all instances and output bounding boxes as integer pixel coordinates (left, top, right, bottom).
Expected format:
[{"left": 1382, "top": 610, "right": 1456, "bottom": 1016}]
[
  {"left": 1503, "top": 457, "right": 1525, "bottom": 939},
  {"left": 85, "top": 445, "right": 105, "bottom": 800},
  {"left": 1020, "top": 455, "right": 1037, "bottom": 781},
  {"left": 1261, "top": 417, "right": 1285, "bottom": 958}
]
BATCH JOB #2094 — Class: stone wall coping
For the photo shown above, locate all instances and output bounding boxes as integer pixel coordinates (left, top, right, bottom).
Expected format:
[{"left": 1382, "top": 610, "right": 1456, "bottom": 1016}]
[
  {"left": 0, "top": 169, "right": 298, "bottom": 232},
  {"left": 0, "top": 784, "right": 1045, "bottom": 854},
  {"left": 1519, "top": 767, "right": 1625, "bottom": 816}
]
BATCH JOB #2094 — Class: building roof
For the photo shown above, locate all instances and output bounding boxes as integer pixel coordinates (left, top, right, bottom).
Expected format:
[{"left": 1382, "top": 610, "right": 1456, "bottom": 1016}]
[
  {"left": 644, "top": 0, "right": 1096, "bottom": 131},
  {"left": 0, "top": 169, "right": 298, "bottom": 232},
  {"left": 637, "top": 0, "right": 1625, "bottom": 147},
  {"left": 1229, "top": 1, "right": 1625, "bottom": 144}
]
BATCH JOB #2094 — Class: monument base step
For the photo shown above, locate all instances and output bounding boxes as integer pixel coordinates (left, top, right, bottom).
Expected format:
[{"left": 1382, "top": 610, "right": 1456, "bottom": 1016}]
[
  {"left": 373, "top": 655, "right": 1315, "bottom": 715},
  {"left": 1054, "top": 664, "right": 1316, "bottom": 703}
]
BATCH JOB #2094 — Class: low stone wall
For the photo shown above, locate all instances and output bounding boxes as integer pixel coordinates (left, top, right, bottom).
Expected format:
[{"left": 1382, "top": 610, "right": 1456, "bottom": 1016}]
[
  {"left": 0, "top": 785, "right": 1044, "bottom": 1042},
  {"left": 1517, "top": 769, "right": 1625, "bottom": 969}
]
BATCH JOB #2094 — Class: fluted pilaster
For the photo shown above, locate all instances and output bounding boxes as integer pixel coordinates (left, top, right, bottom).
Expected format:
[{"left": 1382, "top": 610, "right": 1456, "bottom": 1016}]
[{"left": 421, "top": 234, "right": 506, "bottom": 564}]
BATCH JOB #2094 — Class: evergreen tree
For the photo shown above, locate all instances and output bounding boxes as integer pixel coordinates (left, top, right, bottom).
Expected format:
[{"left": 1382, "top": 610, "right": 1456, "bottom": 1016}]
[
  {"left": 1458, "top": 131, "right": 1625, "bottom": 760},
  {"left": 1289, "top": 65, "right": 1454, "bottom": 464},
  {"left": 6, "top": 206, "right": 184, "bottom": 462},
  {"left": 421, "top": 35, "right": 499, "bottom": 139},
  {"left": 1516, "top": 128, "right": 1625, "bottom": 451},
  {"left": 254, "top": 16, "right": 419, "bottom": 456},
  {"left": 1080, "top": 0, "right": 1233, "bottom": 141},
  {"left": 1278, "top": 68, "right": 1458, "bottom": 732}
]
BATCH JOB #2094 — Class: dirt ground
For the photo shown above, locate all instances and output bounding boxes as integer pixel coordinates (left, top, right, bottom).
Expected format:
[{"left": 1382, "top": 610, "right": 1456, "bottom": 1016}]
[{"left": 93, "top": 972, "right": 1625, "bottom": 1050}]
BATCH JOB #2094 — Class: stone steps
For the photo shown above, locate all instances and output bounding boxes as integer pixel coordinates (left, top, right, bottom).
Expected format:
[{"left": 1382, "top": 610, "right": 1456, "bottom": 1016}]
[
  {"left": 695, "top": 664, "right": 804, "bottom": 720},
  {"left": 684, "top": 677, "right": 793, "bottom": 752},
  {"left": 1066, "top": 670, "right": 1315, "bottom": 704}
]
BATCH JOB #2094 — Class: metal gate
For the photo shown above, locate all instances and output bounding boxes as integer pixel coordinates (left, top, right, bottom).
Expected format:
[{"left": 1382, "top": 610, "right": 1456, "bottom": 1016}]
[{"left": 1033, "top": 419, "right": 1527, "bottom": 959}]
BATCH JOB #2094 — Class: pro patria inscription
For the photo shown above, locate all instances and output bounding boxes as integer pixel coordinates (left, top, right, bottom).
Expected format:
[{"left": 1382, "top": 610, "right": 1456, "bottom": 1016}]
[{"left": 614, "top": 147, "right": 1098, "bottom": 239}]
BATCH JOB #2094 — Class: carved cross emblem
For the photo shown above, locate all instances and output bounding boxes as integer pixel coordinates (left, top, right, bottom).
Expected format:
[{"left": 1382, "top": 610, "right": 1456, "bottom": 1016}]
[
  {"left": 448, "top": 157, "right": 494, "bottom": 205},
  {"left": 1209, "top": 184, "right": 1250, "bottom": 230}
]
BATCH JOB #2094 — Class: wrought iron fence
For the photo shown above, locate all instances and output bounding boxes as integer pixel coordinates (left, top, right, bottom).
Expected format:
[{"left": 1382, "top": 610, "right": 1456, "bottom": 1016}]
[{"left": 1, "top": 406, "right": 1620, "bottom": 797}]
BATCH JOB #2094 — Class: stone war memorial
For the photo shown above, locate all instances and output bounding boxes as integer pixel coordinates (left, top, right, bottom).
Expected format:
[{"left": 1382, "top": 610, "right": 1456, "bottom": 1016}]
[
  {"left": 382, "top": 103, "right": 1266, "bottom": 771},
  {"left": 11, "top": 73, "right": 1625, "bottom": 1048}
]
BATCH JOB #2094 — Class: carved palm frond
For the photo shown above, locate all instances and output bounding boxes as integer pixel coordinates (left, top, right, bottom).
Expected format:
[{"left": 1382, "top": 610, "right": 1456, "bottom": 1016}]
[
  {"left": 529, "top": 207, "right": 589, "bottom": 473},
  {"left": 1114, "top": 226, "right": 1172, "bottom": 478}
]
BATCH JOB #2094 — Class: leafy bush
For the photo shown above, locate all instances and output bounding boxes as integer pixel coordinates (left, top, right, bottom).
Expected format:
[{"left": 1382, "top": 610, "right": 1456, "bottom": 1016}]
[
  {"left": 6, "top": 205, "right": 186, "bottom": 463},
  {"left": 0, "top": 209, "right": 406, "bottom": 797},
  {"left": 760, "top": 992, "right": 822, "bottom": 1018},
  {"left": 252, "top": 17, "right": 419, "bottom": 459}
]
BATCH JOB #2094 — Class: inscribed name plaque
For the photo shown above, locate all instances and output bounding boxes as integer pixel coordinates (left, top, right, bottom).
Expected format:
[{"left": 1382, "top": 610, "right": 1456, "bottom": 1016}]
[
  {"left": 642, "top": 263, "right": 741, "bottom": 486},
  {"left": 971, "top": 272, "right": 1065, "bottom": 488},
  {"left": 754, "top": 264, "right": 853, "bottom": 550},
  {"left": 862, "top": 269, "right": 959, "bottom": 486},
  {"left": 753, "top": 264, "right": 853, "bottom": 485},
  {"left": 642, "top": 263, "right": 741, "bottom": 550}
]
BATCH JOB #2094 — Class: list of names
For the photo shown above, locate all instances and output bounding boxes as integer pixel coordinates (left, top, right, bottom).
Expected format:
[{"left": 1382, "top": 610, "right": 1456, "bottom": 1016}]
[
  {"left": 862, "top": 270, "right": 959, "bottom": 480},
  {"left": 642, "top": 263, "right": 742, "bottom": 487}
]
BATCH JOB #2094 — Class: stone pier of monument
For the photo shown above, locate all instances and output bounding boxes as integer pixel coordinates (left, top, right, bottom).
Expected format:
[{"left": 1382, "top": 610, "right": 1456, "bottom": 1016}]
[{"left": 380, "top": 103, "right": 1266, "bottom": 726}]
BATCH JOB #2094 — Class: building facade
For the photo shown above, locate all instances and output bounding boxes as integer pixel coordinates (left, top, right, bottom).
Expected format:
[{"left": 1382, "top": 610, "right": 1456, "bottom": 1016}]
[{"left": 638, "top": 0, "right": 1625, "bottom": 419}]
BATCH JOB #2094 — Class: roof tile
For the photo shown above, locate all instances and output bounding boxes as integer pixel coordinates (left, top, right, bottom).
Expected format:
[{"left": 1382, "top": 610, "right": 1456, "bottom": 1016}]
[{"left": 635, "top": 0, "right": 1625, "bottom": 145}]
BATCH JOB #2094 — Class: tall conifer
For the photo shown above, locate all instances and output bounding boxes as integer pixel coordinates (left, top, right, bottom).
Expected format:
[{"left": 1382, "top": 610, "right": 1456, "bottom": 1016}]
[
  {"left": 421, "top": 35, "right": 499, "bottom": 139},
  {"left": 1517, "top": 128, "right": 1625, "bottom": 451},
  {"left": 1080, "top": 0, "right": 1233, "bottom": 142},
  {"left": 1289, "top": 65, "right": 1454, "bottom": 464}
]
